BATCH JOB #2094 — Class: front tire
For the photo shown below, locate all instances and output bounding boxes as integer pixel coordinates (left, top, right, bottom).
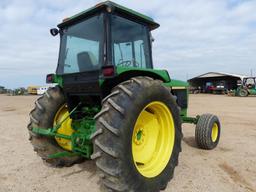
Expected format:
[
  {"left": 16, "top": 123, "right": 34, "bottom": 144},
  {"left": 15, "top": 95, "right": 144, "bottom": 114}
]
[
  {"left": 195, "top": 114, "right": 221, "bottom": 150},
  {"left": 92, "top": 77, "right": 182, "bottom": 192},
  {"left": 27, "top": 86, "right": 84, "bottom": 167}
]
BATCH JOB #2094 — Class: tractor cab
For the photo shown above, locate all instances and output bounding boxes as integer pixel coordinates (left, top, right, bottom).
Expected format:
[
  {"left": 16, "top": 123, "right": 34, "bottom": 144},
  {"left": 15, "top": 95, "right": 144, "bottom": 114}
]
[
  {"left": 243, "top": 77, "right": 256, "bottom": 89},
  {"left": 46, "top": 1, "right": 189, "bottom": 114},
  {"left": 47, "top": 1, "right": 165, "bottom": 108},
  {"left": 49, "top": 1, "right": 160, "bottom": 99}
]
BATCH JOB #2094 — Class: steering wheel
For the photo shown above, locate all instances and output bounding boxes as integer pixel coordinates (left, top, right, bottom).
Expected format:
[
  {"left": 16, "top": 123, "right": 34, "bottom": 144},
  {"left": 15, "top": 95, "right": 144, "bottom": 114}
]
[
  {"left": 117, "top": 60, "right": 132, "bottom": 67},
  {"left": 247, "top": 84, "right": 254, "bottom": 89},
  {"left": 133, "top": 60, "right": 140, "bottom": 67},
  {"left": 117, "top": 59, "right": 140, "bottom": 67}
]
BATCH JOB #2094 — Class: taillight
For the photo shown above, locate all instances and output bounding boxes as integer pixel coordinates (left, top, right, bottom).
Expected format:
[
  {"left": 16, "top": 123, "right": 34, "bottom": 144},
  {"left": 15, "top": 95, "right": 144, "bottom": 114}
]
[
  {"left": 102, "top": 66, "right": 115, "bottom": 77},
  {"left": 46, "top": 74, "right": 54, "bottom": 83}
]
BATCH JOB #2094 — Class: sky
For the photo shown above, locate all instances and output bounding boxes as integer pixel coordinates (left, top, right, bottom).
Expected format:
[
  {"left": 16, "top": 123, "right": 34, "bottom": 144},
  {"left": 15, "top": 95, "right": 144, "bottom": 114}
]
[{"left": 0, "top": 0, "right": 256, "bottom": 88}]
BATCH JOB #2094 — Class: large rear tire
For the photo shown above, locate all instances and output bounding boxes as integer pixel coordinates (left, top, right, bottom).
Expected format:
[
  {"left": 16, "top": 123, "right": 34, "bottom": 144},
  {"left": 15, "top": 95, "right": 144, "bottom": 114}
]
[
  {"left": 238, "top": 88, "right": 248, "bottom": 97},
  {"left": 92, "top": 77, "right": 182, "bottom": 192},
  {"left": 27, "top": 86, "right": 84, "bottom": 167}
]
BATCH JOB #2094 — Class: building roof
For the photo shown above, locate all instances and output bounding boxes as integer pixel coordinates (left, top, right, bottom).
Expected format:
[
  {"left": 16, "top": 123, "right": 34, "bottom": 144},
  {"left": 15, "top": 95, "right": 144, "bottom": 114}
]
[
  {"left": 188, "top": 72, "right": 247, "bottom": 81},
  {"left": 58, "top": 1, "right": 160, "bottom": 30}
]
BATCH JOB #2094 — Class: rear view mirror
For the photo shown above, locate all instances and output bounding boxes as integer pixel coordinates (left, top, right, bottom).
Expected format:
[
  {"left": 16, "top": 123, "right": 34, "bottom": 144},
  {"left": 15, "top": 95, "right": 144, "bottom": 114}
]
[{"left": 50, "top": 28, "right": 59, "bottom": 36}]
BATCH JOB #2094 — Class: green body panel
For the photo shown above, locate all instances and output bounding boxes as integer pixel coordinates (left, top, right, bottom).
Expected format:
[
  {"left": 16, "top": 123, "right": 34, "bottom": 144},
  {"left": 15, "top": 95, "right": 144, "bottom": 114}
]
[
  {"left": 180, "top": 108, "right": 188, "bottom": 118},
  {"left": 53, "top": 74, "right": 63, "bottom": 87},
  {"left": 163, "top": 79, "right": 189, "bottom": 88},
  {"left": 248, "top": 88, "right": 256, "bottom": 95},
  {"left": 115, "top": 66, "right": 189, "bottom": 88},
  {"left": 116, "top": 66, "right": 171, "bottom": 82},
  {"left": 98, "top": 67, "right": 171, "bottom": 87}
]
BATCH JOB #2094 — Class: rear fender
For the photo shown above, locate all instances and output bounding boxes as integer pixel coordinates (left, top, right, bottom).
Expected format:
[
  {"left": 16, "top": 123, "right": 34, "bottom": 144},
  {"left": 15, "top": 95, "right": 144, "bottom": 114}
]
[{"left": 100, "top": 67, "right": 170, "bottom": 97}]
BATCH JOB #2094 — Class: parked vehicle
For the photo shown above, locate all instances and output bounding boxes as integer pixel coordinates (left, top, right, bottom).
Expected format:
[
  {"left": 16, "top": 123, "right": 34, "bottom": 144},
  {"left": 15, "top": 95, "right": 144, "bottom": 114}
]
[
  {"left": 37, "top": 86, "right": 49, "bottom": 95},
  {"left": 27, "top": 2, "right": 221, "bottom": 191},
  {"left": 236, "top": 77, "right": 256, "bottom": 97}
]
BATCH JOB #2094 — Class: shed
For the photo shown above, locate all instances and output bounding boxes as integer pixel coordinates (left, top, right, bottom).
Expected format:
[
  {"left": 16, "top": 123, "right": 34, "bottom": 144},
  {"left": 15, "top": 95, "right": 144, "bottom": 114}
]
[{"left": 188, "top": 72, "right": 247, "bottom": 93}]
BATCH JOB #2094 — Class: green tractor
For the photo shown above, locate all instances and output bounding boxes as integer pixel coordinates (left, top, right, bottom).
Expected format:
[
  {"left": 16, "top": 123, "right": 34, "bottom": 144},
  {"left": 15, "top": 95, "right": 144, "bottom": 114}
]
[
  {"left": 236, "top": 77, "right": 256, "bottom": 97},
  {"left": 28, "top": 2, "right": 221, "bottom": 191}
]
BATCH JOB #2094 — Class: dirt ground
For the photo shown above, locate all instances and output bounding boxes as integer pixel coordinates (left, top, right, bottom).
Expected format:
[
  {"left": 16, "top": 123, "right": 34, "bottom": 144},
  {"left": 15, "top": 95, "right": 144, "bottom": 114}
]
[{"left": 0, "top": 94, "right": 255, "bottom": 192}]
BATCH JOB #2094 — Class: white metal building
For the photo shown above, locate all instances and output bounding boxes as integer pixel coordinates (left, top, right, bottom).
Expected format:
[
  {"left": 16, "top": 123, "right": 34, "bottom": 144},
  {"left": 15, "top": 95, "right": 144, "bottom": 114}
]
[{"left": 188, "top": 72, "right": 248, "bottom": 93}]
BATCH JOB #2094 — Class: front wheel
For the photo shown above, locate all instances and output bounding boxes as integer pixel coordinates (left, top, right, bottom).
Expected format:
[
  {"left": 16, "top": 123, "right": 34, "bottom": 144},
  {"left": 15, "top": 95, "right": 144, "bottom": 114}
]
[
  {"left": 195, "top": 114, "right": 221, "bottom": 150},
  {"left": 92, "top": 77, "right": 182, "bottom": 192}
]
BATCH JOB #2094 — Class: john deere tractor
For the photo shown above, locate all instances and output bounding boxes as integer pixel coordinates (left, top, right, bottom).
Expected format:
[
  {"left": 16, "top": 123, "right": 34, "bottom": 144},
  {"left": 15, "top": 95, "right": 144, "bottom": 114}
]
[
  {"left": 28, "top": 2, "right": 221, "bottom": 191},
  {"left": 235, "top": 77, "right": 256, "bottom": 97}
]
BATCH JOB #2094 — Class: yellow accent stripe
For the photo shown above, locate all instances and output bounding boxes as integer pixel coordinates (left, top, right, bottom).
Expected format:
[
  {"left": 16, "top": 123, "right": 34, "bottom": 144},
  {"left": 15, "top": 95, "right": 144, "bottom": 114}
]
[{"left": 172, "top": 86, "right": 186, "bottom": 90}]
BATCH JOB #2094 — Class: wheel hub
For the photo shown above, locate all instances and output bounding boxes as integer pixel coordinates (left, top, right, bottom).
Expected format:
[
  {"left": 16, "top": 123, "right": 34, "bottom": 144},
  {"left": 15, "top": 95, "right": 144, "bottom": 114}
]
[{"left": 134, "top": 128, "right": 145, "bottom": 145}]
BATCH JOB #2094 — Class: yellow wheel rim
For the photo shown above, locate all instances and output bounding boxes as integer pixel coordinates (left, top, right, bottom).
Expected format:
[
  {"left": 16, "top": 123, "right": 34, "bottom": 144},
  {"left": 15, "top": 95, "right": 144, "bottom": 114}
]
[
  {"left": 132, "top": 101, "right": 175, "bottom": 178},
  {"left": 54, "top": 104, "right": 74, "bottom": 151},
  {"left": 211, "top": 123, "right": 218, "bottom": 142}
]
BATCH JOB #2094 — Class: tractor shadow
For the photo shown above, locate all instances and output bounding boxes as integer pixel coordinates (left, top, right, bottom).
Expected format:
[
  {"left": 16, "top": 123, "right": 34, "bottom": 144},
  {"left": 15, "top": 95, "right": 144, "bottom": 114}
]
[
  {"left": 62, "top": 160, "right": 97, "bottom": 178},
  {"left": 183, "top": 136, "right": 198, "bottom": 148}
]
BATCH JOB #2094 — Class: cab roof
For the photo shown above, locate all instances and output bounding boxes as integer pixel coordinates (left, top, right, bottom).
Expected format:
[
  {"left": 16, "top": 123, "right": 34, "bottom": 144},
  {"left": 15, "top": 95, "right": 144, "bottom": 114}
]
[{"left": 58, "top": 1, "right": 160, "bottom": 30}]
